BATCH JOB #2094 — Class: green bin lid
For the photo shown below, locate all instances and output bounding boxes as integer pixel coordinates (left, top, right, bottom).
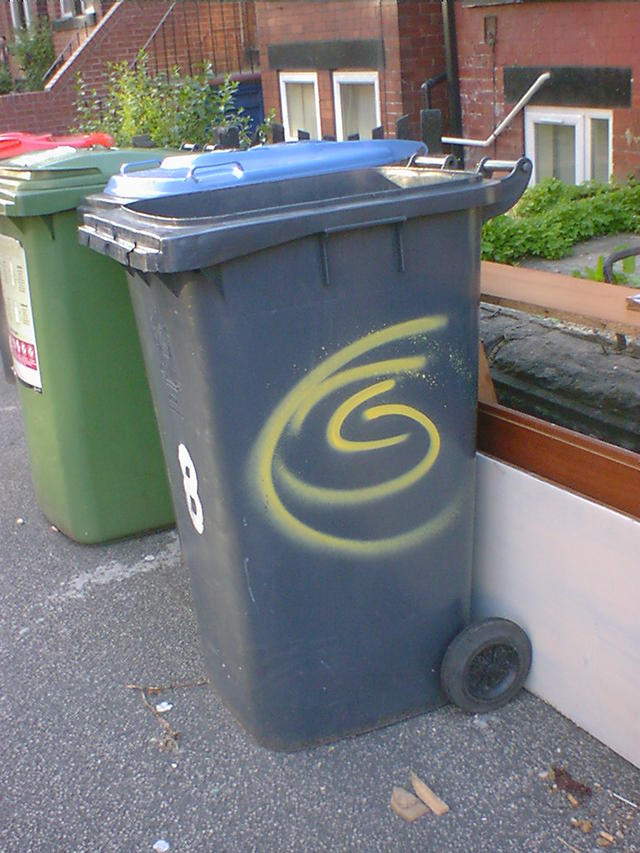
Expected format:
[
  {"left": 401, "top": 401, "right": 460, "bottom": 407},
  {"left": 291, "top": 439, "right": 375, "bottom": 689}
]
[{"left": 0, "top": 147, "right": 174, "bottom": 217}]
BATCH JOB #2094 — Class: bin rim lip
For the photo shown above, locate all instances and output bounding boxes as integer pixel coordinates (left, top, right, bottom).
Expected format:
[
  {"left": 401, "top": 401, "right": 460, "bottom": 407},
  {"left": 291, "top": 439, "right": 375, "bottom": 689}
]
[
  {"left": 0, "top": 148, "right": 176, "bottom": 217},
  {"left": 114, "top": 165, "right": 483, "bottom": 227},
  {"left": 0, "top": 147, "right": 172, "bottom": 175},
  {"left": 78, "top": 159, "right": 532, "bottom": 273},
  {"left": 0, "top": 179, "right": 115, "bottom": 217}
]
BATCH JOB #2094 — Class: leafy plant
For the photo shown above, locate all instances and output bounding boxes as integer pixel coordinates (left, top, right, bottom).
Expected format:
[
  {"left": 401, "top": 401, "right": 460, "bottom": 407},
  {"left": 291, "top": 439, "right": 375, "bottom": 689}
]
[
  {"left": 253, "top": 107, "right": 277, "bottom": 145},
  {"left": 0, "top": 63, "right": 13, "bottom": 95},
  {"left": 571, "top": 246, "right": 640, "bottom": 286},
  {"left": 75, "top": 51, "right": 265, "bottom": 149},
  {"left": 482, "top": 177, "right": 640, "bottom": 265},
  {"left": 573, "top": 254, "right": 607, "bottom": 282},
  {"left": 11, "top": 20, "right": 55, "bottom": 91}
]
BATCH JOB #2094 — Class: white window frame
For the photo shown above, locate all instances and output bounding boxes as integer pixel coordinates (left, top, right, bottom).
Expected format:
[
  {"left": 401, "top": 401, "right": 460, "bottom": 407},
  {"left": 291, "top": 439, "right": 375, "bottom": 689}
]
[
  {"left": 279, "top": 72, "right": 322, "bottom": 141},
  {"left": 586, "top": 113, "right": 613, "bottom": 183},
  {"left": 10, "top": 0, "right": 35, "bottom": 29},
  {"left": 332, "top": 71, "right": 381, "bottom": 141},
  {"left": 59, "top": 0, "right": 77, "bottom": 17},
  {"left": 59, "top": 0, "right": 94, "bottom": 18},
  {"left": 525, "top": 105, "right": 613, "bottom": 185}
]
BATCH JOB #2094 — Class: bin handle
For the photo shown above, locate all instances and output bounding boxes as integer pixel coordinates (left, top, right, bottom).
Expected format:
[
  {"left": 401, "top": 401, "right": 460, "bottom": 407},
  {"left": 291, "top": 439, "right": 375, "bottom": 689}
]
[
  {"left": 319, "top": 216, "right": 408, "bottom": 285},
  {"left": 475, "top": 158, "right": 521, "bottom": 175},
  {"left": 410, "top": 154, "right": 457, "bottom": 170},
  {"left": 120, "top": 159, "right": 163, "bottom": 175},
  {"left": 480, "top": 157, "right": 532, "bottom": 223},
  {"left": 83, "top": 132, "right": 115, "bottom": 148},
  {"left": 187, "top": 161, "right": 245, "bottom": 183},
  {"left": 323, "top": 215, "right": 407, "bottom": 236}
]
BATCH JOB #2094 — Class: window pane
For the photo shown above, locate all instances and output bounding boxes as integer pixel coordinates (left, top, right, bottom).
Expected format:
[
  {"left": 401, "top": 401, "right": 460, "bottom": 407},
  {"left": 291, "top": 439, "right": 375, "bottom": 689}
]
[
  {"left": 591, "top": 118, "right": 610, "bottom": 182},
  {"left": 339, "top": 83, "right": 376, "bottom": 140},
  {"left": 535, "top": 123, "right": 576, "bottom": 184},
  {"left": 284, "top": 82, "right": 318, "bottom": 140}
]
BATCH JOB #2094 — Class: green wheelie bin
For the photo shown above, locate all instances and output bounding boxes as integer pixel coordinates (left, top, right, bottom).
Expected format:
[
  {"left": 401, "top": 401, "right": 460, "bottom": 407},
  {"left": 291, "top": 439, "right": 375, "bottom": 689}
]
[{"left": 0, "top": 147, "right": 175, "bottom": 542}]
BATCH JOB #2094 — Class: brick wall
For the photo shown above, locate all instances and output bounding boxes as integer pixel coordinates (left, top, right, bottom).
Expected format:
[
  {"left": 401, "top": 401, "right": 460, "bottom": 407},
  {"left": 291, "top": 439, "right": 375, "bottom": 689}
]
[
  {"left": 0, "top": 0, "right": 257, "bottom": 135},
  {"left": 47, "top": 1, "right": 112, "bottom": 71},
  {"left": 397, "top": 0, "right": 448, "bottom": 141},
  {"left": 255, "top": 0, "right": 405, "bottom": 139},
  {"left": 1, "top": 4, "right": 16, "bottom": 77},
  {"left": 455, "top": 1, "right": 640, "bottom": 178},
  {"left": 0, "top": 0, "right": 174, "bottom": 134}
]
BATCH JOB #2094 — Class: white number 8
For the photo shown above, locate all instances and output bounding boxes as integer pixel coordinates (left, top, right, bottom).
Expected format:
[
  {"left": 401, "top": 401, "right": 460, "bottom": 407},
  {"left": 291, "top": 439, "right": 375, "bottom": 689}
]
[{"left": 177, "top": 443, "right": 204, "bottom": 534}]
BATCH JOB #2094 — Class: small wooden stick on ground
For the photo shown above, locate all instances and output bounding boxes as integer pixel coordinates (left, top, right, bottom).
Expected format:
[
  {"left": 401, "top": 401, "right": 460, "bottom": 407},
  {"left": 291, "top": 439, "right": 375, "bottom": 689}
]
[
  {"left": 125, "top": 682, "right": 202, "bottom": 751},
  {"left": 410, "top": 771, "right": 450, "bottom": 816},
  {"left": 124, "top": 678, "right": 208, "bottom": 694},
  {"left": 390, "top": 787, "right": 429, "bottom": 822},
  {"left": 557, "top": 837, "right": 582, "bottom": 853}
]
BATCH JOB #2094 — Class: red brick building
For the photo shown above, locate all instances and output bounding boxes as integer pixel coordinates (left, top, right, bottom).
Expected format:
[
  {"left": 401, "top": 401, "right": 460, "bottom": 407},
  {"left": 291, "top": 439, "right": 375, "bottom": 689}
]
[
  {"left": 455, "top": 0, "right": 640, "bottom": 182},
  {"left": 2, "top": 0, "right": 640, "bottom": 186},
  {"left": 2, "top": 1, "right": 117, "bottom": 76},
  {"left": 1, "top": 0, "right": 447, "bottom": 143},
  {"left": 0, "top": 0, "right": 257, "bottom": 135},
  {"left": 1, "top": 1, "right": 170, "bottom": 133},
  {"left": 254, "top": 0, "right": 448, "bottom": 141},
  {"left": 256, "top": 0, "right": 640, "bottom": 182}
]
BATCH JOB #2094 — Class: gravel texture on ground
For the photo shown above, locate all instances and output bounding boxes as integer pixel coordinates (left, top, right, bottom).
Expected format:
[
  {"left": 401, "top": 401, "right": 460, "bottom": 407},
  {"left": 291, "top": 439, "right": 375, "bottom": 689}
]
[{"left": 2, "top": 370, "right": 639, "bottom": 852}]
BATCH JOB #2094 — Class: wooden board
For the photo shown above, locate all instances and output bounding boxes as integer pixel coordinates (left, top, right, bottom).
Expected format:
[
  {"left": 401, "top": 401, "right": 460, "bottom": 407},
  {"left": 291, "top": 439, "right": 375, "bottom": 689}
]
[
  {"left": 476, "top": 263, "right": 640, "bottom": 766},
  {"left": 473, "top": 454, "right": 640, "bottom": 769},
  {"left": 481, "top": 261, "right": 640, "bottom": 335},
  {"left": 477, "top": 261, "right": 640, "bottom": 519},
  {"left": 477, "top": 402, "right": 640, "bottom": 521}
]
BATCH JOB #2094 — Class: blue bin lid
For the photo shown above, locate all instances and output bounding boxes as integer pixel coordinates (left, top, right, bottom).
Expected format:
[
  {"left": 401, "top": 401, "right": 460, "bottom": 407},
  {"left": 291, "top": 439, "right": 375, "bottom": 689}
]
[{"left": 103, "top": 139, "right": 426, "bottom": 200}]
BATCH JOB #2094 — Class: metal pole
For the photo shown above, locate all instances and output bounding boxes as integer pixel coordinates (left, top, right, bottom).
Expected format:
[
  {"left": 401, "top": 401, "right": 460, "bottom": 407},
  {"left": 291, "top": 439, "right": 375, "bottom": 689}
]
[
  {"left": 195, "top": 0, "right": 205, "bottom": 72},
  {"left": 441, "top": 0, "right": 464, "bottom": 167},
  {"left": 182, "top": 0, "right": 193, "bottom": 76},
  {"left": 442, "top": 71, "right": 551, "bottom": 148}
]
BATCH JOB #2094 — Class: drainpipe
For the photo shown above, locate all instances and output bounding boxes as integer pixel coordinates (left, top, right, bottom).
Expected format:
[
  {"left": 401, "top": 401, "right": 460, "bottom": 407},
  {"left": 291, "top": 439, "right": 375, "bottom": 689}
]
[
  {"left": 441, "top": 0, "right": 464, "bottom": 168},
  {"left": 23, "top": 0, "right": 35, "bottom": 28},
  {"left": 421, "top": 71, "right": 447, "bottom": 110},
  {"left": 9, "top": 0, "right": 23, "bottom": 30}
]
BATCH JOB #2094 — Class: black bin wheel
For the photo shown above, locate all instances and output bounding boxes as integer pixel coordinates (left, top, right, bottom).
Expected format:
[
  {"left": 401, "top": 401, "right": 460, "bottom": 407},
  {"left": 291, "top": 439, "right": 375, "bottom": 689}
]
[{"left": 441, "top": 617, "right": 532, "bottom": 714}]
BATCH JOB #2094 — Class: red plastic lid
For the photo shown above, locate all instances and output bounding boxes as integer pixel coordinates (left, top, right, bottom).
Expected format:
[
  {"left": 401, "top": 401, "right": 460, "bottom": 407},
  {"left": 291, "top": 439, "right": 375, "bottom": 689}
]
[{"left": 0, "top": 131, "right": 114, "bottom": 159}]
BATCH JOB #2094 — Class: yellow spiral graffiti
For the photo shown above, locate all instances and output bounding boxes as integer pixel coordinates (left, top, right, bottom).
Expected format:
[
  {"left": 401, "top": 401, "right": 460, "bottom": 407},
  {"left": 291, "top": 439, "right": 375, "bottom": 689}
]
[{"left": 248, "top": 315, "right": 464, "bottom": 556}]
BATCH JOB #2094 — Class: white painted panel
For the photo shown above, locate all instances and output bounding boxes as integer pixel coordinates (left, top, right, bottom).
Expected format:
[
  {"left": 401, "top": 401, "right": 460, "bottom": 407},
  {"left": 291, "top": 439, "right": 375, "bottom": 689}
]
[{"left": 473, "top": 454, "right": 640, "bottom": 768}]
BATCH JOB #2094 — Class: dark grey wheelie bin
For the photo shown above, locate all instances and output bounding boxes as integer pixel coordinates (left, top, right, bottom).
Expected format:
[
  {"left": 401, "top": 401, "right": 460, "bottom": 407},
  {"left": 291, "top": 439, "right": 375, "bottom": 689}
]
[{"left": 79, "top": 148, "right": 532, "bottom": 750}]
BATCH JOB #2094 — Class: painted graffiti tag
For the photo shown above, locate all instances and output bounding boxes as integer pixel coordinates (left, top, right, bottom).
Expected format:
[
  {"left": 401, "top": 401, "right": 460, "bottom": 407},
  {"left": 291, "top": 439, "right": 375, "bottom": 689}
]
[{"left": 248, "top": 316, "right": 464, "bottom": 556}]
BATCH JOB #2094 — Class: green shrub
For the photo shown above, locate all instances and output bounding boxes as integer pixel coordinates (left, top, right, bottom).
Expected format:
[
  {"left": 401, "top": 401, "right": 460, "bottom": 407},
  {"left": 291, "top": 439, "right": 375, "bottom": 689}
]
[
  {"left": 11, "top": 20, "right": 55, "bottom": 91},
  {"left": 482, "top": 177, "right": 640, "bottom": 265},
  {"left": 0, "top": 64, "right": 13, "bottom": 95},
  {"left": 75, "top": 51, "right": 272, "bottom": 149}
]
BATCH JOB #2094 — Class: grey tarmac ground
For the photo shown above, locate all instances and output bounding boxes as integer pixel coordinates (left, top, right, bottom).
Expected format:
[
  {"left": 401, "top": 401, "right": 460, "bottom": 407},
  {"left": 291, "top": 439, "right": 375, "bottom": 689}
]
[
  {"left": 1, "top": 359, "right": 640, "bottom": 853},
  {"left": 519, "top": 233, "right": 640, "bottom": 278}
]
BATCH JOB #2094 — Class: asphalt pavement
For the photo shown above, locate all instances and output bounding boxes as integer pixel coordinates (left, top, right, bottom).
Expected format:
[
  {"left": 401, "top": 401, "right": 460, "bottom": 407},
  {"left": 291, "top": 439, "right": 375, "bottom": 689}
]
[{"left": 1, "top": 374, "right": 639, "bottom": 853}]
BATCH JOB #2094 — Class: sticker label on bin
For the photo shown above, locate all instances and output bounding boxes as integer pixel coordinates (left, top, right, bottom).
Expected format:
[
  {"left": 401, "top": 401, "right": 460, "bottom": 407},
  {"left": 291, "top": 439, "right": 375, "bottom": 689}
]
[{"left": 0, "top": 234, "right": 41, "bottom": 390}]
